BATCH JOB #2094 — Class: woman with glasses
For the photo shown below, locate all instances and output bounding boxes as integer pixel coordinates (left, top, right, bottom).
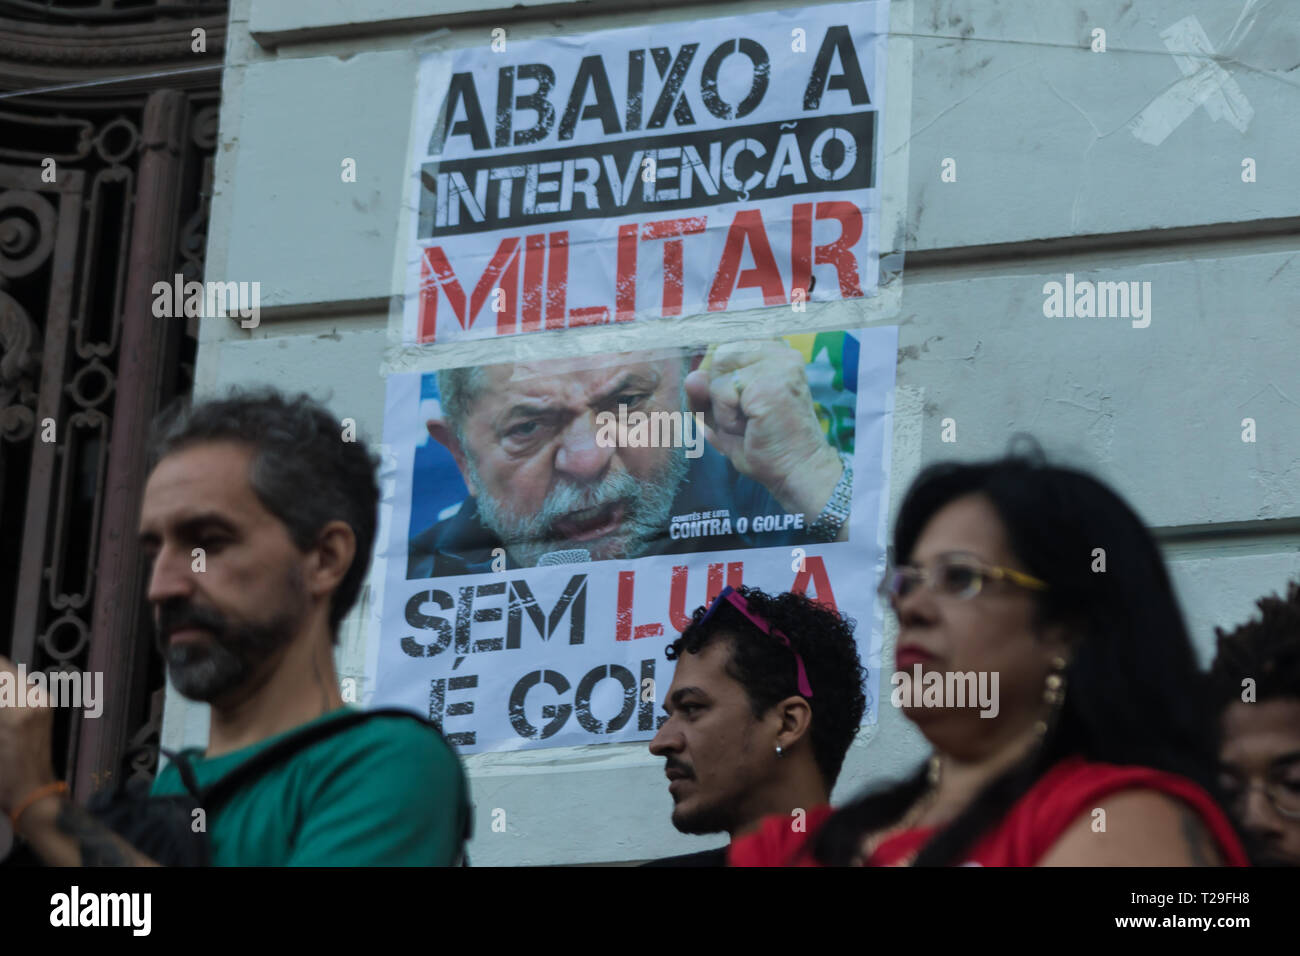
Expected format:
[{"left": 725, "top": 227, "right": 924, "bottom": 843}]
[{"left": 731, "top": 451, "right": 1249, "bottom": 866}]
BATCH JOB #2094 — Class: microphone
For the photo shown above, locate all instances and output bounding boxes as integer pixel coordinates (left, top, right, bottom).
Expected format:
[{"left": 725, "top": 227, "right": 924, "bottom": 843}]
[{"left": 536, "top": 549, "right": 591, "bottom": 567}]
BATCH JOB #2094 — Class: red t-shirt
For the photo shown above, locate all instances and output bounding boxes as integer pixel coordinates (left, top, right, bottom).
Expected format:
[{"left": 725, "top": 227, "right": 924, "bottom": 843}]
[{"left": 728, "top": 757, "right": 1250, "bottom": 867}]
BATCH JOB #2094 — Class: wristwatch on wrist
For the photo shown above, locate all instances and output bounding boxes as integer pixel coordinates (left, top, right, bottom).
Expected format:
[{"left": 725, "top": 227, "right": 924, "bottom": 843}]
[{"left": 808, "top": 452, "right": 853, "bottom": 542}]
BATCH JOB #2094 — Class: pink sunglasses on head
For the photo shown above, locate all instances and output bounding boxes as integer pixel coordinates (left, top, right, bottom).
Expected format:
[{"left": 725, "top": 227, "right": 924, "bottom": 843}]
[{"left": 698, "top": 586, "right": 814, "bottom": 698}]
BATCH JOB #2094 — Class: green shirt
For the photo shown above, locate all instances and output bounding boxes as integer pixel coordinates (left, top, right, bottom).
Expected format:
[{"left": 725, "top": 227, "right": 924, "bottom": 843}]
[{"left": 151, "top": 707, "right": 468, "bottom": 866}]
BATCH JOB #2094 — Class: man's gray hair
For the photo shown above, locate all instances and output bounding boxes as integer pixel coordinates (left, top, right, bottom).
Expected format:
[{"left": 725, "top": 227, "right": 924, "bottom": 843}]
[{"left": 148, "top": 387, "right": 380, "bottom": 642}]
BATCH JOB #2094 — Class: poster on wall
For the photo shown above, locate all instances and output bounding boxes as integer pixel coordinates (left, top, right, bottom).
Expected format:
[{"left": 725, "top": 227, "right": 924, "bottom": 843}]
[
  {"left": 370, "top": 325, "right": 897, "bottom": 753},
  {"left": 400, "top": 1, "right": 892, "bottom": 343}
]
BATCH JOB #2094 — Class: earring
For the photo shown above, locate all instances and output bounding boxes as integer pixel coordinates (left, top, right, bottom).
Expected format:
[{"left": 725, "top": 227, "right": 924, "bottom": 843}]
[
  {"left": 926, "top": 754, "right": 941, "bottom": 788},
  {"left": 1036, "top": 656, "right": 1068, "bottom": 738},
  {"left": 1043, "top": 656, "right": 1067, "bottom": 706},
  {"left": 775, "top": 744, "right": 784, "bottom": 758}
]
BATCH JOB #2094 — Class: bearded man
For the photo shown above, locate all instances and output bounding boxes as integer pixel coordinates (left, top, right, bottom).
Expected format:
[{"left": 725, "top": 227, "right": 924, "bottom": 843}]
[{"left": 0, "top": 390, "right": 469, "bottom": 866}]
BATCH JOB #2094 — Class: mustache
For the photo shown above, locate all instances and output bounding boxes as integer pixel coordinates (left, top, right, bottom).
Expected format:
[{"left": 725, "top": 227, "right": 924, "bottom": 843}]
[
  {"left": 156, "top": 598, "right": 229, "bottom": 640},
  {"left": 663, "top": 757, "right": 694, "bottom": 779},
  {"left": 481, "top": 468, "right": 643, "bottom": 545},
  {"left": 537, "top": 471, "right": 640, "bottom": 534}
]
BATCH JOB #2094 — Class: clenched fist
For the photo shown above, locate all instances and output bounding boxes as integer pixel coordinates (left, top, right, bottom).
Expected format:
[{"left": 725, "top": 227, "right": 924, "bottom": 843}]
[{"left": 685, "top": 340, "right": 843, "bottom": 520}]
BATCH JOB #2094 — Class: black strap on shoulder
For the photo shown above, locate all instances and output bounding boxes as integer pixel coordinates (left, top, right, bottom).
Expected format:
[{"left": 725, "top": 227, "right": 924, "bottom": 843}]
[
  {"left": 199, "top": 708, "right": 440, "bottom": 813},
  {"left": 160, "top": 746, "right": 204, "bottom": 801},
  {"left": 161, "top": 708, "right": 473, "bottom": 864}
]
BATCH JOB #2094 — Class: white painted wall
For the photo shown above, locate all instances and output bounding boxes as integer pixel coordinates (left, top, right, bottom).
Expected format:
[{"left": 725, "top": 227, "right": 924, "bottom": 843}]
[{"left": 160, "top": 0, "right": 1300, "bottom": 865}]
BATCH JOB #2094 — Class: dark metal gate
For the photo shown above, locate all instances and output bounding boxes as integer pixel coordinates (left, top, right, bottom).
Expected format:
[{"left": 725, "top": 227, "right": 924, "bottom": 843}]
[{"left": 1, "top": 0, "right": 226, "bottom": 802}]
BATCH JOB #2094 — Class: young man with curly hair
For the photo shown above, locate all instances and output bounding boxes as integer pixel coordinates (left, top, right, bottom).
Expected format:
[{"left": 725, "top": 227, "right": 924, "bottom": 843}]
[{"left": 643, "top": 586, "right": 867, "bottom": 866}]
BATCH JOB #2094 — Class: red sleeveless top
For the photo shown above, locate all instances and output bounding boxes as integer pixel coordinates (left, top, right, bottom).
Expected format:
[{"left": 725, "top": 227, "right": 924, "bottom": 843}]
[{"left": 728, "top": 757, "right": 1250, "bottom": 867}]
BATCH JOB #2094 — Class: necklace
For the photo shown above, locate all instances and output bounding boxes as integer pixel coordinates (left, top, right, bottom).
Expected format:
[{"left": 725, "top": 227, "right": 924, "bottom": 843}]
[{"left": 854, "top": 755, "right": 942, "bottom": 865}]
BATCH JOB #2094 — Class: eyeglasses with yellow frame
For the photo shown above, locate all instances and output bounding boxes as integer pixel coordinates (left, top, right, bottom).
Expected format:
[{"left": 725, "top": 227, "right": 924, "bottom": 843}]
[{"left": 878, "top": 552, "right": 1049, "bottom": 602}]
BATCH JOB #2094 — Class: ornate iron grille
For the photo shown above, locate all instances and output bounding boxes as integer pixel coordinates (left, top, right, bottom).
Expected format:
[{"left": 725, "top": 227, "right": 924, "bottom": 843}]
[{"left": 0, "top": 3, "right": 225, "bottom": 810}]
